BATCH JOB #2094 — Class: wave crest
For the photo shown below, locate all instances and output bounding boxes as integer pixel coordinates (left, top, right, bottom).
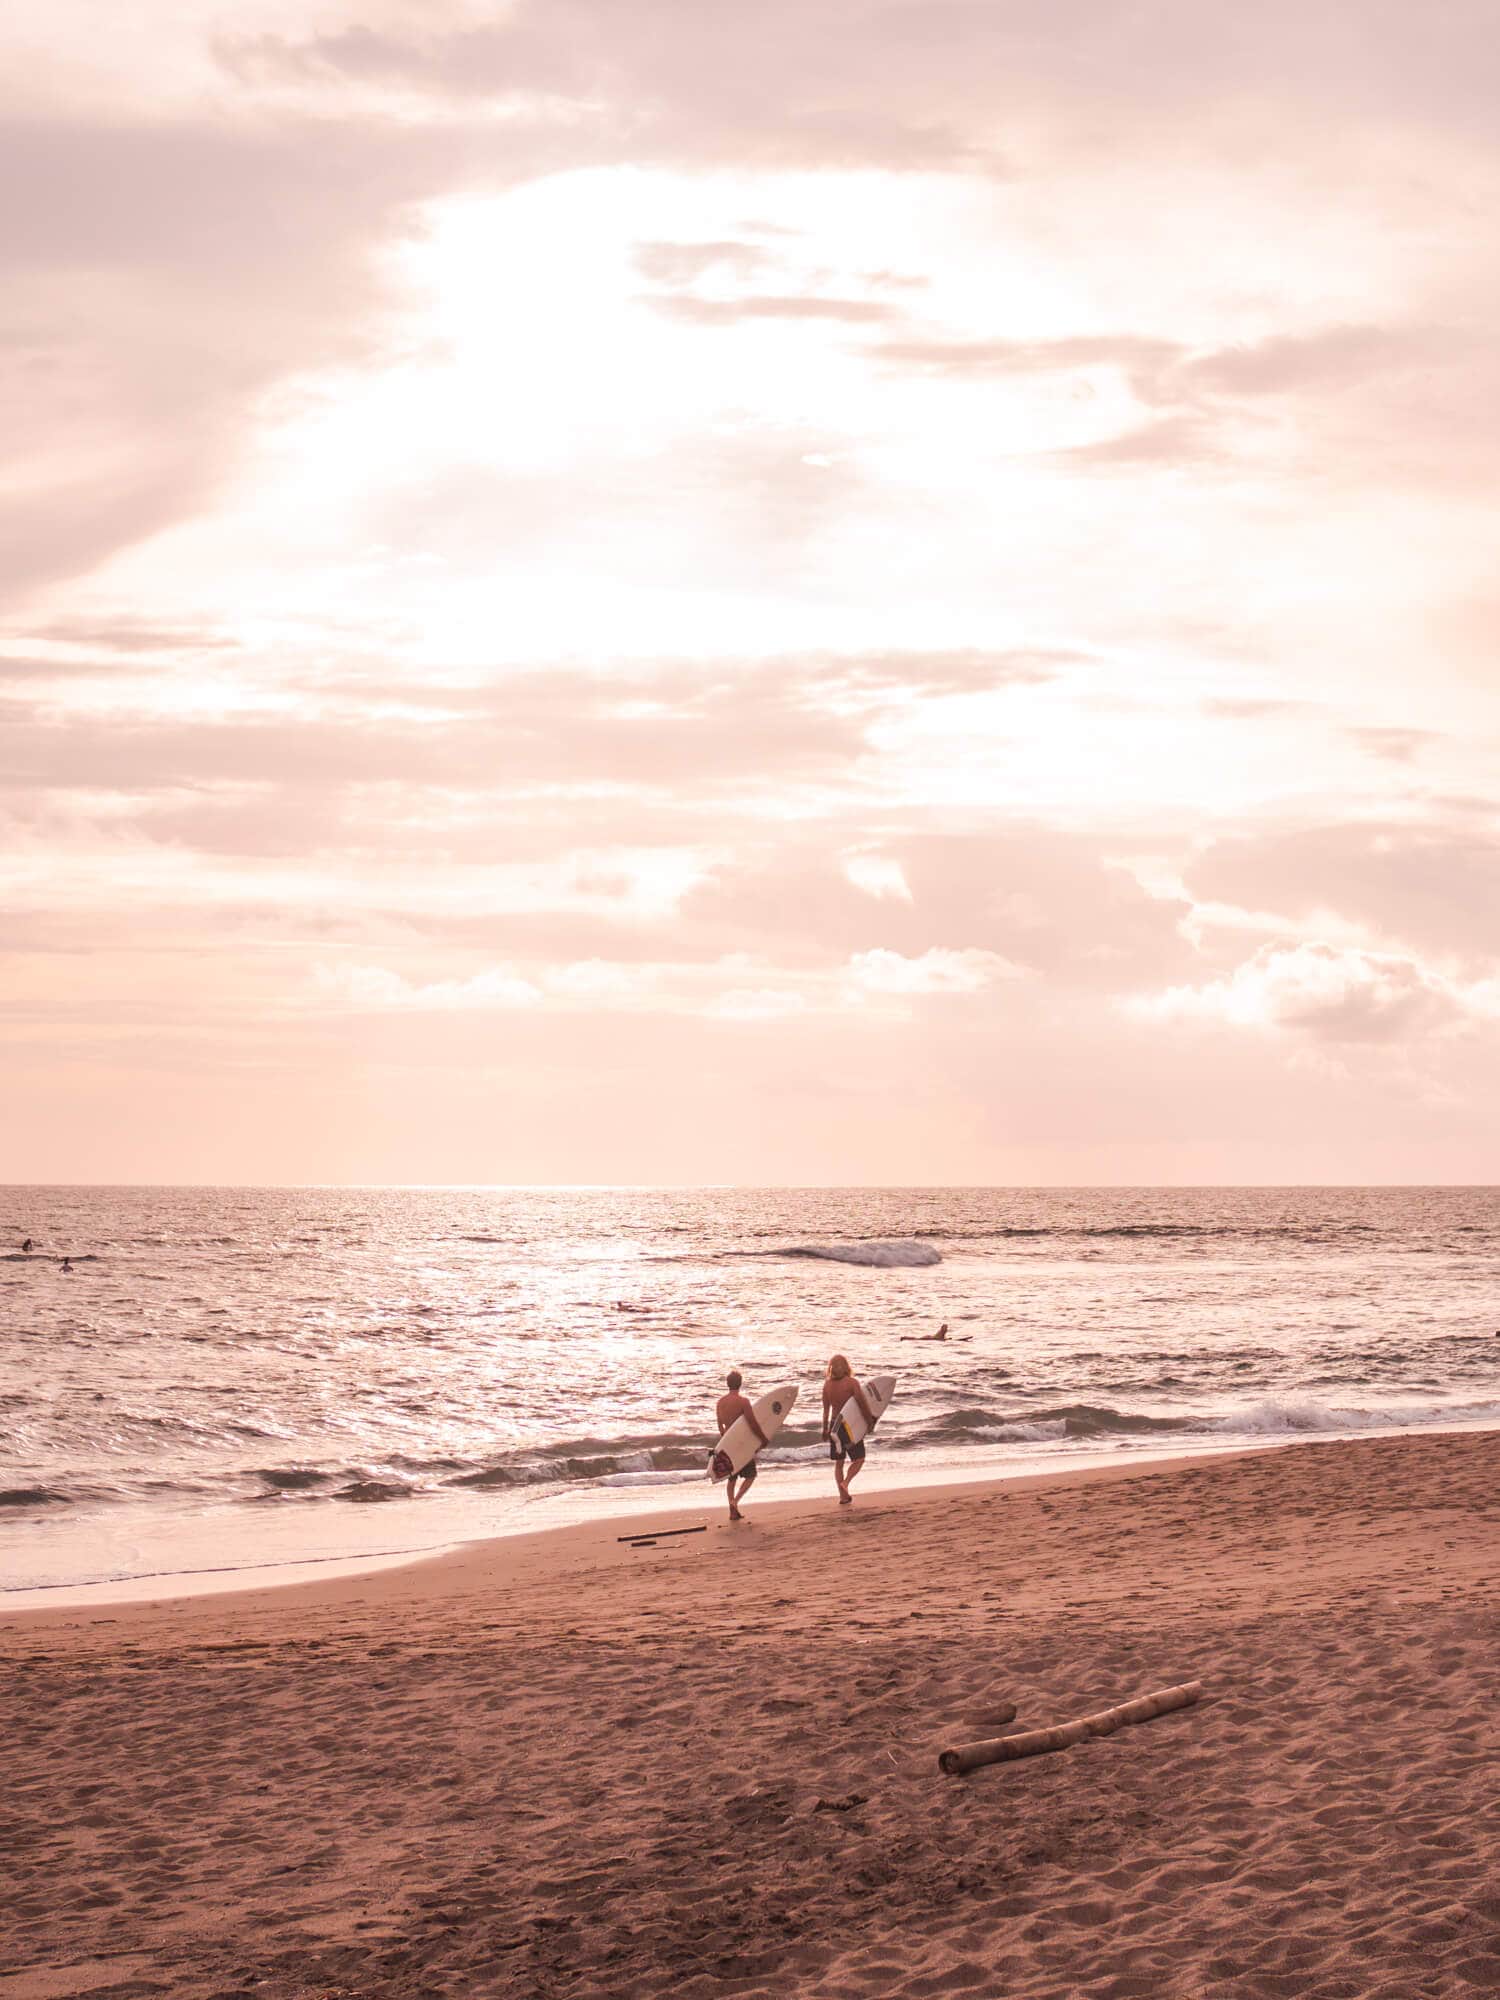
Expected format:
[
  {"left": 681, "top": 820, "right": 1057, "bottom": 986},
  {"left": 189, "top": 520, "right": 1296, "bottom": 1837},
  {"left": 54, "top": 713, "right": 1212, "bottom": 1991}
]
[{"left": 760, "top": 1239, "right": 942, "bottom": 1268}]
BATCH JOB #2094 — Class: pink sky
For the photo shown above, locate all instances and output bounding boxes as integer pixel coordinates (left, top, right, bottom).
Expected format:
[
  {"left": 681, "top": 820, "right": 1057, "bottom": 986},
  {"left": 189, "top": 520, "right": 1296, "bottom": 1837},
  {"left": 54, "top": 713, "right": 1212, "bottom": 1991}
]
[{"left": 4, "top": 1, "right": 1499, "bottom": 1184}]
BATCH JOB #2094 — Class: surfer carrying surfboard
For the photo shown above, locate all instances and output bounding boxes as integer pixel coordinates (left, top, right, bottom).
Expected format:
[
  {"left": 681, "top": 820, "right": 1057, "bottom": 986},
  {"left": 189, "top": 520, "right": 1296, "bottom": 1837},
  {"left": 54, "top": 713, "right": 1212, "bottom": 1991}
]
[
  {"left": 822, "top": 1355, "right": 878, "bottom": 1506},
  {"left": 715, "top": 1372, "right": 770, "bottom": 1522}
]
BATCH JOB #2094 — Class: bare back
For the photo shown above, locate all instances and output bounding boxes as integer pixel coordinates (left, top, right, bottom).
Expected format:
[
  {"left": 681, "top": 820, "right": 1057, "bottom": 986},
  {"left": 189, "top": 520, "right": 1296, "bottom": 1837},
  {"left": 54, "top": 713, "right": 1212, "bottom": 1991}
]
[{"left": 716, "top": 1390, "right": 752, "bottom": 1435}]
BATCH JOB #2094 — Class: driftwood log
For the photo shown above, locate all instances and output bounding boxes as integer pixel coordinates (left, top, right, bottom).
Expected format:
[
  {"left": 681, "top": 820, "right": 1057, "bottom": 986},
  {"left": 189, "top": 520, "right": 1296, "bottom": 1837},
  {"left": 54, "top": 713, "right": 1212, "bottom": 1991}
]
[
  {"left": 938, "top": 1681, "right": 1202, "bottom": 1775},
  {"left": 968, "top": 1702, "right": 1018, "bottom": 1731}
]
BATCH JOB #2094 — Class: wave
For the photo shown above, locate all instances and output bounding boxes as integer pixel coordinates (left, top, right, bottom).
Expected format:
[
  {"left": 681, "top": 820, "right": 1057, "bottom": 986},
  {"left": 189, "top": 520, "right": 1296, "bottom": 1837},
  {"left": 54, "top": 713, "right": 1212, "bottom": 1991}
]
[
  {"left": 254, "top": 1467, "right": 331, "bottom": 1492},
  {"left": 335, "top": 1479, "right": 413, "bottom": 1503},
  {"left": 1, "top": 1252, "right": 100, "bottom": 1263},
  {"left": 911, "top": 1223, "right": 1386, "bottom": 1243},
  {"left": 925, "top": 1402, "right": 1194, "bottom": 1442},
  {"left": 1208, "top": 1397, "right": 1500, "bottom": 1437},
  {"left": 749, "top": 1239, "right": 943, "bottom": 1268},
  {"left": 15, "top": 1395, "right": 1500, "bottom": 1522}
]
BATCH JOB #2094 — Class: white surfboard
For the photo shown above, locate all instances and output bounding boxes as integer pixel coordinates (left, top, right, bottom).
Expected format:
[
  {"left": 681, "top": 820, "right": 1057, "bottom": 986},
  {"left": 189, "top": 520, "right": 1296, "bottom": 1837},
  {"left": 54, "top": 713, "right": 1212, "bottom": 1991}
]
[
  {"left": 708, "top": 1385, "right": 797, "bottom": 1483},
  {"left": 831, "top": 1373, "right": 896, "bottom": 1449}
]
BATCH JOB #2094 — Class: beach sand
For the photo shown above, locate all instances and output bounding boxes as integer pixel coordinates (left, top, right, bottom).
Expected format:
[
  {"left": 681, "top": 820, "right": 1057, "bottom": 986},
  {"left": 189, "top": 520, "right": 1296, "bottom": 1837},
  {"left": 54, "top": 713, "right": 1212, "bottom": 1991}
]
[{"left": 3, "top": 1430, "right": 1497, "bottom": 2000}]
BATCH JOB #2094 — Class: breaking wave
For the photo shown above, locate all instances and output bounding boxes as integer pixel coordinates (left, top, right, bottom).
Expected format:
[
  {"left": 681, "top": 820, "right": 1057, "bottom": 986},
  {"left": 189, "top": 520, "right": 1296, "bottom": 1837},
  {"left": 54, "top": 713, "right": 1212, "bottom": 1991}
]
[
  {"left": 750, "top": 1239, "right": 943, "bottom": 1268},
  {"left": 12, "top": 1394, "right": 1500, "bottom": 1520},
  {"left": 1208, "top": 1397, "right": 1500, "bottom": 1437}
]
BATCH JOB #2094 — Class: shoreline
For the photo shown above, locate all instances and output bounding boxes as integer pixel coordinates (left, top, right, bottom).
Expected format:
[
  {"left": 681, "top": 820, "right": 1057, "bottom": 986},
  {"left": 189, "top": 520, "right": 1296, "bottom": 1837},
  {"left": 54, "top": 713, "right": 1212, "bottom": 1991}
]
[
  {"left": 7, "top": 1413, "right": 1500, "bottom": 1617},
  {"left": 4, "top": 1435, "right": 1263, "bottom": 1618},
  {"left": 4, "top": 1426, "right": 1497, "bottom": 1997},
  {"left": 2, "top": 1439, "right": 1262, "bottom": 1630}
]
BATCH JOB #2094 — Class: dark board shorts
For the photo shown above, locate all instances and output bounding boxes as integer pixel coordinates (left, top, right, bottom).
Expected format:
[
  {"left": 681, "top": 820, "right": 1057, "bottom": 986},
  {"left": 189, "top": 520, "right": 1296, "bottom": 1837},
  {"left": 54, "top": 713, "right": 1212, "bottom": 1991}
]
[
  {"left": 829, "top": 1425, "right": 866, "bottom": 1463},
  {"left": 735, "top": 1456, "right": 758, "bottom": 1487}
]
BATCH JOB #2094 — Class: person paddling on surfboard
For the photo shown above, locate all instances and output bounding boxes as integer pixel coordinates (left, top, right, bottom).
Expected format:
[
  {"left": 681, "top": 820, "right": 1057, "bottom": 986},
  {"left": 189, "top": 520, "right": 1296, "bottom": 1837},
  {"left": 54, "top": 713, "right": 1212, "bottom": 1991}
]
[
  {"left": 822, "top": 1354, "right": 876, "bottom": 1506},
  {"left": 715, "top": 1371, "right": 769, "bottom": 1523}
]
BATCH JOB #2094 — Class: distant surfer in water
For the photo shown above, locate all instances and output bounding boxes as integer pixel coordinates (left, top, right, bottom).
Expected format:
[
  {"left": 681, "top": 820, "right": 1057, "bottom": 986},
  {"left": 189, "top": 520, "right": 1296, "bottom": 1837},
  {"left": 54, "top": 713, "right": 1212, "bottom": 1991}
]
[
  {"left": 21, "top": 1238, "right": 33, "bottom": 1254},
  {"left": 715, "top": 1371, "right": 768, "bottom": 1523},
  {"left": 822, "top": 1354, "right": 876, "bottom": 1506},
  {"left": 61, "top": 1257, "right": 73, "bottom": 1273},
  {"left": 899, "top": 1319, "right": 967, "bottom": 1344}
]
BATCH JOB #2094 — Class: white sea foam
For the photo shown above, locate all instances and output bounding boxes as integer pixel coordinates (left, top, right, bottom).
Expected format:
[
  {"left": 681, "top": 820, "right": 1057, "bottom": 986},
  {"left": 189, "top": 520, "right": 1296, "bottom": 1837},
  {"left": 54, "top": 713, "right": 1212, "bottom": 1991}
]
[
  {"left": 1209, "top": 1398, "right": 1500, "bottom": 1437},
  {"left": 774, "top": 1239, "right": 942, "bottom": 1268}
]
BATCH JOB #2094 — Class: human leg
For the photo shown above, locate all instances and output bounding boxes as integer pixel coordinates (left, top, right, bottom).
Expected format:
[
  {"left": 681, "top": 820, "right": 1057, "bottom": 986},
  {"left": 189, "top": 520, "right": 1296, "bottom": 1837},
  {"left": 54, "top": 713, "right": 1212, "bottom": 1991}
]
[{"left": 829, "top": 1434, "right": 848, "bottom": 1500}]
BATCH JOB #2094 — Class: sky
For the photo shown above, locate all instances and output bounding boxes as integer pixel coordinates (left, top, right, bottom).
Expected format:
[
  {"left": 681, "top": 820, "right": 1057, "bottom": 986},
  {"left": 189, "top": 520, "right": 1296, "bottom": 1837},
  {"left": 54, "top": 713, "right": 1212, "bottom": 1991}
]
[{"left": 3, "top": 0, "right": 1499, "bottom": 1185}]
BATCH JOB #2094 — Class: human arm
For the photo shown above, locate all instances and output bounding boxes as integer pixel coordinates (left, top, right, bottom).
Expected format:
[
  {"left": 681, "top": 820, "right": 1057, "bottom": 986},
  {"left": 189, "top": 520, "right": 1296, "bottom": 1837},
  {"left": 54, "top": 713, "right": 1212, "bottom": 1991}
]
[{"left": 852, "top": 1381, "right": 877, "bottom": 1430}]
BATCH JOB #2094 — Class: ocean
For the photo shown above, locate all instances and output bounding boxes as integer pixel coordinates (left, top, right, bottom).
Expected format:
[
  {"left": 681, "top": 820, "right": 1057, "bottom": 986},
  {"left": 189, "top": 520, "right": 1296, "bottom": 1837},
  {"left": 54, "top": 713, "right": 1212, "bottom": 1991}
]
[{"left": 3, "top": 1185, "right": 1498, "bottom": 1598}]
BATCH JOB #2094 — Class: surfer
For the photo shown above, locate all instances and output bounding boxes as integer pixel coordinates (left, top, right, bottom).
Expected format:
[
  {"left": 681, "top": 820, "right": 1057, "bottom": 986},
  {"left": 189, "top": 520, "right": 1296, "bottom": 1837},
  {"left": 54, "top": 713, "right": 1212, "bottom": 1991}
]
[
  {"left": 899, "top": 1320, "right": 968, "bottom": 1344},
  {"left": 822, "top": 1355, "right": 877, "bottom": 1506},
  {"left": 21, "top": 1238, "right": 33, "bottom": 1254},
  {"left": 715, "top": 1371, "right": 768, "bottom": 1523},
  {"left": 61, "top": 1257, "right": 73, "bottom": 1273}
]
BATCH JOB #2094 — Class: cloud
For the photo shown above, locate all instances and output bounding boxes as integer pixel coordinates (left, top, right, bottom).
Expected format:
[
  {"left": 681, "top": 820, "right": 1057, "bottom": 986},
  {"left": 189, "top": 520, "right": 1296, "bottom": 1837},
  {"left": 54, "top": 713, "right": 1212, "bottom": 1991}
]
[
  {"left": 1134, "top": 940, "right": 1496, "bottom": 1043},
  {"left": 0, "top": 113, "right": 480, "bottom": 604},
  {"left": 641, "top": 292, "right": 901, "bottom": 325},
  {"left": 843, "top": 945, "right": 1023, "bottom": 994},
  {"left": 874, "top": 333, "right": 1184, "bottom": 400},
  {"left": 632, "top": 239, "right": 774, "bottom": 284},
  {"left": 1188, "top": 822, "right": 1500, "bottom": 963},
  {"left": 843, "top": 853, "right": 912, "bottom": 900},
  {"left": 1348, "top": 727, "right": 1432, "bottom": 765},
  {"left": 310, "top": 941, "right": 1024, "bottom": 1023},
  {"left": 0, "top": 647, "right": 1062, "bottom": 821},
  {"left": 681, "top": 830, "right": 1195, "bottom": 986},
  {"left": 1180, "top": 324, "right": 1464, "bottom": 398},
  {"left": 8, "top": 0, "right": 1500, "bottom": 1181},
  {"left": 19, "top": 616, "right": 243, "bottom": 656},
  {"left": 1051, "top": 414, "right": 1220, "bottom": 468},
  {"left": 209, "top": 1, "right": 1500, "bottom": 157},
  {"left": 320, "top": 963, "right": 543, "bottom": 1011}
]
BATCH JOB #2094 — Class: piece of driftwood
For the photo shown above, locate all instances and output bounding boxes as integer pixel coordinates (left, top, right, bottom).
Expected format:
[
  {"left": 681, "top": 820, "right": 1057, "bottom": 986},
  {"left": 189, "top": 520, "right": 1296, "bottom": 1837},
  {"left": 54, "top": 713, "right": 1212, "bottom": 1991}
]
[
  {"left": 615, "top": 1525, "right": 707, "bottom": 1543},
  {"left": 938, "top": 1680, "right": 1201, "bottom": 1775},
  {"left": 968, "top": 1702, "right": 1019, "bottom": 1730}
]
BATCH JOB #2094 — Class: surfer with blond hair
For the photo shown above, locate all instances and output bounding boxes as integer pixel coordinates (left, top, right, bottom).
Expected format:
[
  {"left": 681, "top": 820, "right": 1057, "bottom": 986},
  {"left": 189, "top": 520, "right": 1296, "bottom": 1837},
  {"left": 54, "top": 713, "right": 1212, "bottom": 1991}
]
[
  {"left": 715, "top": 1370, "right": 769, "bottom": 1522},
  {"left": 821, "top": 1354, "right": 877, "bottom": 1506}
]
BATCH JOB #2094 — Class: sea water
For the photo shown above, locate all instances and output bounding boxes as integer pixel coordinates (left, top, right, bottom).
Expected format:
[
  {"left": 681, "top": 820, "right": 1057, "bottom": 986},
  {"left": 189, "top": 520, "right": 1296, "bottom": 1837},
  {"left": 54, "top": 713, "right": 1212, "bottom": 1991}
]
[{"left": 3, "top": 1185, "right": 1497, "bottom": 1596}]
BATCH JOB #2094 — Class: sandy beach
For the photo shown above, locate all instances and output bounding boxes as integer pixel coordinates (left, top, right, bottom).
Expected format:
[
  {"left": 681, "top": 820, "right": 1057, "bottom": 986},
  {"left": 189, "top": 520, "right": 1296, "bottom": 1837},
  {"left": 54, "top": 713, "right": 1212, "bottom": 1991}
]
[{"left": 3, "top": 1429, "right": 1498, "bottom": 2000}]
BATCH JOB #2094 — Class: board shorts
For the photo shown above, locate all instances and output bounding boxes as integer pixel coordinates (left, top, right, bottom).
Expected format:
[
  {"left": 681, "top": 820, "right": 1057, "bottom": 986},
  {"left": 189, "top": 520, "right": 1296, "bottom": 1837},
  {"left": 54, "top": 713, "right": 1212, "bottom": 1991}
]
[
  {"left": 829, "top": 1423, "right": 866, "bottom": 1463},
  {"left": 736, "top": 1457, "right": 758, "bottom": 1488}
]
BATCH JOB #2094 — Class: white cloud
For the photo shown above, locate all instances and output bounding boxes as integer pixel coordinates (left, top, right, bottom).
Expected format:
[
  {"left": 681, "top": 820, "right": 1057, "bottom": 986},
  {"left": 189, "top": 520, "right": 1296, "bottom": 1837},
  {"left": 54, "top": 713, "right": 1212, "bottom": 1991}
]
[
  {"left": 319, "top": 964, "right": 542, "bottom": 1011},
  {"left": 1133, "top": 940, "right": 1499, "bottom": 1044},
  {"left": 843, "top": 851, "right": 912, "bottom": 901},
  {"left": 544, "top": 957, "right": 650, "bottom": 1001},
  {"left": 843, "top": 945, "right": 1023, "bottom": 996}
]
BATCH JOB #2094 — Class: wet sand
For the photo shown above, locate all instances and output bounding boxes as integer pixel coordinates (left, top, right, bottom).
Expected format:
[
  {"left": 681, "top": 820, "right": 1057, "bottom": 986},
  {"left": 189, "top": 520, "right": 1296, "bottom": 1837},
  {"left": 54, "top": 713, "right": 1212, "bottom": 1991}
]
[{"left": 3, "top": 1430, "right": 1498, "bottom": 1999}]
